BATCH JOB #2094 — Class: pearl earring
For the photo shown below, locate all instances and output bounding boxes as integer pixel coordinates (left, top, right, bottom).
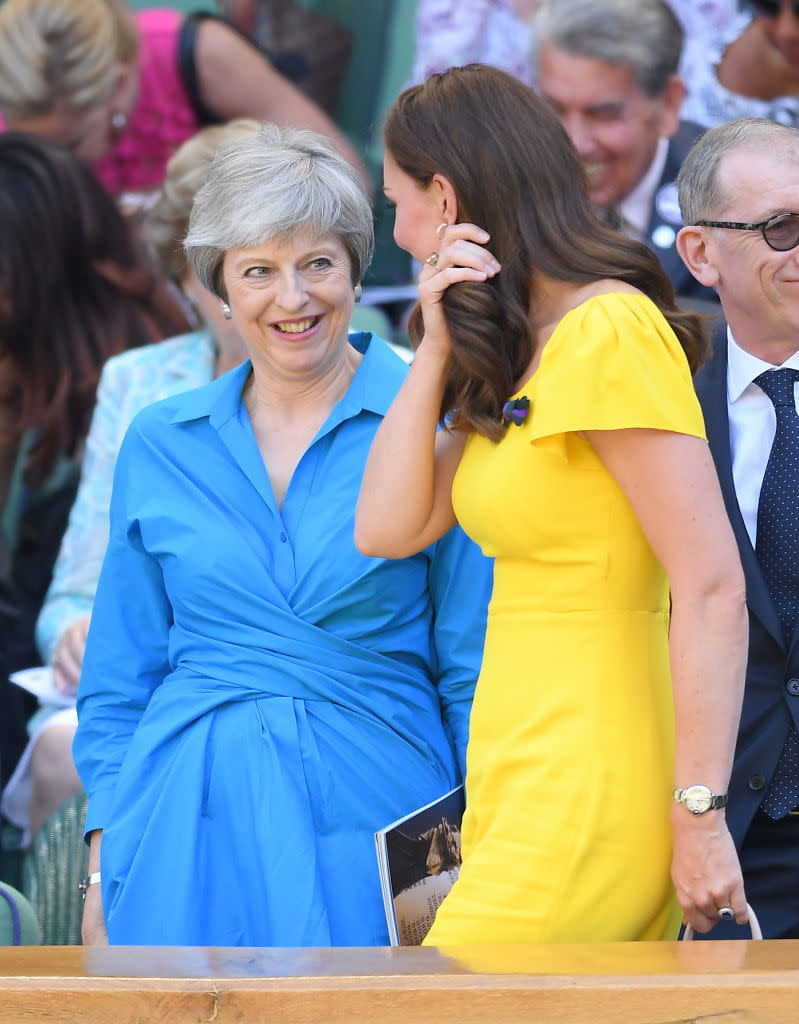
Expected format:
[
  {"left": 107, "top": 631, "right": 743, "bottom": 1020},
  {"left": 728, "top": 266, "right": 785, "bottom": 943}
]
[
  {"left": 110, "top": 111, "right": 127, "bottom": 132},
  {"left": 221, "top": 302, "right": 232, "bottom": 320}
]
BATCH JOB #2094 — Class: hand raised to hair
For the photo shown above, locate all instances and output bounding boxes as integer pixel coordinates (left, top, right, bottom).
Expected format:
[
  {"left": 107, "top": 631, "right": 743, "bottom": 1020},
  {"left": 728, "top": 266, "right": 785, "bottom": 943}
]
[{"left": 417, "top": 222, "right": 501, "bottom": 357}]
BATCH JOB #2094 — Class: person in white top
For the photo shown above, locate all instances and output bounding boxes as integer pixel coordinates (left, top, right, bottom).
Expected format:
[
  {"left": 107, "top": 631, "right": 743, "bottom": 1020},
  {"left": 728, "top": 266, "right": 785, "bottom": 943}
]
[
  {"left": 408, "top": 0, "right": 541, "bottom": 89},
  {"left": 677, "top": 116, "right": 799, "bottom": 940},
  {"left": 680, "top": 3, "right": 799, "bottom": 131}
]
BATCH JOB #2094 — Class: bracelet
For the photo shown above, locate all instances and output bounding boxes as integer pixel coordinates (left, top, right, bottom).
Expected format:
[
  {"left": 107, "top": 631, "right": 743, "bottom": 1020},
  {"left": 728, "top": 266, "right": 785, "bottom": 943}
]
[{"left": 78, "top": 872, "right": 101, "bottom": 898}]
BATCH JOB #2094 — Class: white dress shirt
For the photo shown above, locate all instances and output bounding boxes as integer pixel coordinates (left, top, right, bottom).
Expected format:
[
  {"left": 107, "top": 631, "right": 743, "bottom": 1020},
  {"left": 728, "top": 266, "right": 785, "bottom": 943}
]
[
  {"left": 727, "top": 330, "right": 799, "bottom": 547},
  {"left": 618, "top": 137, "right": 669, "bottom": 242}
]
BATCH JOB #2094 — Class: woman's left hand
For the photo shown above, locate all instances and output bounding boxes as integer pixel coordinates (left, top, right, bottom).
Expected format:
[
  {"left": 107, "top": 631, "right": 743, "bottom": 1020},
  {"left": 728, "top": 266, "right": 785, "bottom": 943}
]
[
  {"left": 51, "top": 615, "right": 91, "bottom": 694},
  {"left": 671, "top": 810, "right": 748, "bottom": 934}
]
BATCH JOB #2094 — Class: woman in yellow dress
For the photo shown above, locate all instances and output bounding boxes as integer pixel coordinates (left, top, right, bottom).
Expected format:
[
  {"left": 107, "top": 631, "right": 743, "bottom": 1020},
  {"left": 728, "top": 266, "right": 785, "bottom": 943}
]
[{"left": 356, "top": 64, "right": 749, "bottom": 942}]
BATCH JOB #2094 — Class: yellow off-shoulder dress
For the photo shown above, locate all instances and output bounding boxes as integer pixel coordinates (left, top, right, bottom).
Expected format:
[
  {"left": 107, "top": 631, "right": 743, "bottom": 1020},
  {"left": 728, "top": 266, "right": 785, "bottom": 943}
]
[{"left": 425, "top": 293, "right": 707, "bottom": 945}]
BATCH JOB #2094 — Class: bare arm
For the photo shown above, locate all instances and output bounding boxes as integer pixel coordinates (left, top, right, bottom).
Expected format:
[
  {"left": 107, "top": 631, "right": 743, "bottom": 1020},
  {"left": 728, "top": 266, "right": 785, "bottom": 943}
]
[
  {"left": 356, "top": 342, "right": 464, "bottom": 557},
  {"left": 585, "top": 427, "right": 748, "bottom": 934},
  {"left": 355, "top": 224, "right": 501, "bottom": 557},
  {"left": 81, "top": 829, "right": 107, "bottom": 945},
  {"left": 193, "top": 17, "right": 371, "bottom": 191}
]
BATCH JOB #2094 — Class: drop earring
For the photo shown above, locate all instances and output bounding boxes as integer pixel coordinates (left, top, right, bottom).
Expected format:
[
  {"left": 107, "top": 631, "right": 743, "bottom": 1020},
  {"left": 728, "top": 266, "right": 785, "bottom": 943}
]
[
  {"left": 221, "top": 302, "right": 232, "bottom": 320},
  {"left": 354, "top": 283, "right": 362, "bottom": 302},
  {"left": 110, "top": 111, "right": 127, "bottom": 133}
]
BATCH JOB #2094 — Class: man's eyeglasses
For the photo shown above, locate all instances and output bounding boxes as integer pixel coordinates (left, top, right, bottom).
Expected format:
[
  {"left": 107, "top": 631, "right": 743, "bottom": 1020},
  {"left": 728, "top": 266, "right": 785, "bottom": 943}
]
[
  {"left": 694, "top": 212, "right": 799, "bottom": 251},
  {"left": 750, "top": 1, "right": 799, "bottom": 18}
]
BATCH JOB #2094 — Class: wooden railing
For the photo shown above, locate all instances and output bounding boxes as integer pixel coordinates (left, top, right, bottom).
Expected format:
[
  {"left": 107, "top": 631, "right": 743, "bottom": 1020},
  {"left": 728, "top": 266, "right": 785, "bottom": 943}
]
[{"left": 0, "top": 940, "right": 797, "bottom": 1023}]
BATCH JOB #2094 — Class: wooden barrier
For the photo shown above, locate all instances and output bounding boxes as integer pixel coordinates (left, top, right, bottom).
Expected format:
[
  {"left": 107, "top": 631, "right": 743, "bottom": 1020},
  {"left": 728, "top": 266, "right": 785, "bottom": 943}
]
[{"left": 0, "top": 941, "right": 797, "bottom": 1024}]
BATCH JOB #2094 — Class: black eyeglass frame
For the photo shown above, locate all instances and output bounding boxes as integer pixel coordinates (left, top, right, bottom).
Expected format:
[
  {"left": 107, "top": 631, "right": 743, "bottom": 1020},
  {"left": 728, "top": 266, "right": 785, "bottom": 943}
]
[
  {"left": 749, "top": 1, "right": 799, "bottom": 19},
  {"left": 693, "top": 213, "right": 799, "bottom": 252}
]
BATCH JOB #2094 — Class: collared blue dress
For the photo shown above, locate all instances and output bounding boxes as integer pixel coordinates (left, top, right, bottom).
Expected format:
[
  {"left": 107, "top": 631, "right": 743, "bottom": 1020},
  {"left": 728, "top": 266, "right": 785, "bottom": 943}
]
[{"left": 74, "top": 333, "right": 491, "bottom": 946}]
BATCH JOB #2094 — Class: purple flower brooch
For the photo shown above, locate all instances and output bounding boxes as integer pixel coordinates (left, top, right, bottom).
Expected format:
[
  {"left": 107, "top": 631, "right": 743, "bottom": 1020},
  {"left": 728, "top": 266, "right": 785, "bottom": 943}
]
[{"left": 501, "top": 397, "right": 530, "bottom": 427}]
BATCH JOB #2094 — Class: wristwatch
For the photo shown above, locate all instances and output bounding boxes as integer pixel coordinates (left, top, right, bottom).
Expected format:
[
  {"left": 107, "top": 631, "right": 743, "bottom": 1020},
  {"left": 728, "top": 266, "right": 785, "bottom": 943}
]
[
  {"left": 672, "top": 784, "right": 728, "bottom": 815},
  {"left": 78, "top": 871, "right": 101, "bottom": 899}
]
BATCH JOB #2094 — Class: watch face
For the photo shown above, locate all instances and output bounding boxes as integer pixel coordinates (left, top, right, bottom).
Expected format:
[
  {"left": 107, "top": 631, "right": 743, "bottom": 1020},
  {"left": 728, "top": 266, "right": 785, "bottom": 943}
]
[{"left": 684, "top": 785, "right": 712, "bottom": 814}]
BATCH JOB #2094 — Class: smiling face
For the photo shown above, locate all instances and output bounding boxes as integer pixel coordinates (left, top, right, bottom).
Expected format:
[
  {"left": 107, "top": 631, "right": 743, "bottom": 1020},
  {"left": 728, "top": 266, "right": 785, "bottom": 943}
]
[
  {"left": 704, "top": 146, "right": 799, "bottom": 358},
  {"left": 382, "top": 151, "right": 446, "bottom": 264},
  {"left": 221, "top": 230, "right": 355, "bottom": 385},
  {"left": 537, "top": 42, "right": 682, "bottom": 211}
]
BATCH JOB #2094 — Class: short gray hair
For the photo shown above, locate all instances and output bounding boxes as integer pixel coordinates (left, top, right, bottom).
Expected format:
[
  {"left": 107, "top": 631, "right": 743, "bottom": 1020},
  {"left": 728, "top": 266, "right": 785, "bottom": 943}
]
[
  {"left": 677, "top": 118, "right": 799, "bottom": 225},
  {"left": 185, "top": 122, "right": 374, "bottom": 298},
  {"left": 145, "top": 118, "right": 261, "bottom": 283},
  {"left": 531, "top": 0, "right": 683, "bottom": 98}
]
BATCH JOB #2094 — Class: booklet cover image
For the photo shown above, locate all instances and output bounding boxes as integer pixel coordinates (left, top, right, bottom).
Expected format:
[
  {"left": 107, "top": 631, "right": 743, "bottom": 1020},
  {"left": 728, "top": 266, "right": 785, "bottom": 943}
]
[{"left": 375, "top": 785, "right": 464, "bottom": 946}]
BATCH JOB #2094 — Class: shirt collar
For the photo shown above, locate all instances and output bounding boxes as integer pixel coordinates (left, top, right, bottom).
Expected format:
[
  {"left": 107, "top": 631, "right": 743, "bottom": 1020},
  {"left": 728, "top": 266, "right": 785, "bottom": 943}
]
[
  {"left": 727, "top": 327, "right": 799, "bottom": 403},
  {"left": 167, "top": 331, "right": 404, "bottom": 427},
  {"left": 619, "top": 137, "right": 669, "bottom": 238}
]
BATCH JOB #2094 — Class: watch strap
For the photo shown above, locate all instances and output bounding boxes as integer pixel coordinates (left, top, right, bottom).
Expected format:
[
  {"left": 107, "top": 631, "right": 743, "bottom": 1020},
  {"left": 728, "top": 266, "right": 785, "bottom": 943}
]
[
  {"left": 78, "top": 871, "right": 101, "bottom": 897},
  {"left": 672, "top": 785, "right": 728, "bottom": 813}
]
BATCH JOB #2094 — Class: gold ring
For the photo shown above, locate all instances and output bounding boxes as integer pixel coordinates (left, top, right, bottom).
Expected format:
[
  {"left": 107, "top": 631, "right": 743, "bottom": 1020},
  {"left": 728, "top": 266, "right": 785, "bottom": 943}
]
[{"left": 425, "top": 252, "right": 439, "bottom": 269}]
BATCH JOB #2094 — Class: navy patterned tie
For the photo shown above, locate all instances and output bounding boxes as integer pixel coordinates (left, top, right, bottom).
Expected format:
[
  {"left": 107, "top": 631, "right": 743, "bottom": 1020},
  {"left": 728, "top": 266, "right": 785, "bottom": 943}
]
[
  {"left": 604, "top": 206, "right": 623, "bottom": 231},
  {"left": 755, "top": 368, "right": 799, "bottom": 819}
]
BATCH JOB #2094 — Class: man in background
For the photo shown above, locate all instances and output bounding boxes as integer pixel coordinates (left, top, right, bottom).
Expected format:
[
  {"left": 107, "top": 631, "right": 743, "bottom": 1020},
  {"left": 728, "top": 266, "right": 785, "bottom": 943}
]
[
  {"left": 677, "top": 117, "right": 799, "bottom": 939},
  {"left": 532, "top": 0, "right": 717, "bottom": 310}
]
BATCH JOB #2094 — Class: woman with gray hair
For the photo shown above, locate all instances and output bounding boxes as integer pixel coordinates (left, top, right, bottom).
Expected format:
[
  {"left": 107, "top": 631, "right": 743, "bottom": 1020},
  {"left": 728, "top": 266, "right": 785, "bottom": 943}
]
[{"left": 73, "top": 122, "right": 491, "bottom": 946}]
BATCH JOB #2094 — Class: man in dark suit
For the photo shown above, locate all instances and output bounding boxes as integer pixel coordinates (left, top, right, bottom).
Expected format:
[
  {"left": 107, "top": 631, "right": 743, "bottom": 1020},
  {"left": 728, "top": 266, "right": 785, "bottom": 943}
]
[
  {"left": 677, "top": 117, "right": 799, "bottom": 939},
  {"left": 532, "top": 0, "right": 716, "bottom": 310}
]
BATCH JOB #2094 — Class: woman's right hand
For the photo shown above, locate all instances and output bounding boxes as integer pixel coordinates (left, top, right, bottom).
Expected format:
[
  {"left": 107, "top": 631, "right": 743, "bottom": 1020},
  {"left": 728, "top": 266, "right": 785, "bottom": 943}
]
[
  {"left": 417, "top": 222, "right": 501, "bottom": 354},
  {"left": 81, "top": 829, "right": 107, "bottom": 945},
  {"left": 81, "top": 883, "right": 108, "bottom": 946},
  {"left": 51, "top": 615, "right": 91, "bottom": 694}
]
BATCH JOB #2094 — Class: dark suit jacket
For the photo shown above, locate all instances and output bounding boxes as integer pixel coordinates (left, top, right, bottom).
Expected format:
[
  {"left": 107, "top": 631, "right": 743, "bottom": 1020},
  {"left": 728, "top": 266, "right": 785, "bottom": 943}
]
[
  {"left": 645, "top": 120, "right": 718, "bottom": 309},
  {"left": 694, "top": 331, "right": 799, "bottom": 849}
]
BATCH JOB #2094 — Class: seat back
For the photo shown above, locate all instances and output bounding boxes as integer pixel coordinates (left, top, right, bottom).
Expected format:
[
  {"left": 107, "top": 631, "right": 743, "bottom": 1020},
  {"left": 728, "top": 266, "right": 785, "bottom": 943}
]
[
  {"left": 0, "top": 882, "right": 40, "bottom": 944},
  {"left": 22, "top": 791, "right": 88, "bottom": 945}
]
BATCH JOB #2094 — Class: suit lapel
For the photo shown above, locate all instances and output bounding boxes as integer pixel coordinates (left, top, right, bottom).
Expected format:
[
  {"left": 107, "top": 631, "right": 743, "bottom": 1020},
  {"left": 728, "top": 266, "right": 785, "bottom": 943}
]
[{"left": 695, "top": 334, "right": 784, "bottom": 648}]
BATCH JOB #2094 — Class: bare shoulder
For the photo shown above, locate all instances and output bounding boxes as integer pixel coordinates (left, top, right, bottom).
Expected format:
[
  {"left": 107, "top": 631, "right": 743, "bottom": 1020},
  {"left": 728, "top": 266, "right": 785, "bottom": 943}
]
[
  {"left": 718, "top": 20, "right": 799, "bottom": 99},
  {"left": 193, "top": 14, "right": 278, "bottom": 79}
]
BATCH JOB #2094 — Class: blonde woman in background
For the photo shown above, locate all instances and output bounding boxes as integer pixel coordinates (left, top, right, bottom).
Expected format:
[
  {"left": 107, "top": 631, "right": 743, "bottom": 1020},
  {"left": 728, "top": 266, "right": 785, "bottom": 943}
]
[{"left": 0, "top": 0, "right": 368, "bottom": 203}]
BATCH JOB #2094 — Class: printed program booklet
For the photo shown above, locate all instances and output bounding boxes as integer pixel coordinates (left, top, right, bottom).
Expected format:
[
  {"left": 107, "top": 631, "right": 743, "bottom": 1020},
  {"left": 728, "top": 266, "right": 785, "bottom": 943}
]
[
  {"left": 374, "top": 784, "right": 464, "bottom": 946},
  {"left": 8, "top": 666, "right": 74, "bottom": 708}
]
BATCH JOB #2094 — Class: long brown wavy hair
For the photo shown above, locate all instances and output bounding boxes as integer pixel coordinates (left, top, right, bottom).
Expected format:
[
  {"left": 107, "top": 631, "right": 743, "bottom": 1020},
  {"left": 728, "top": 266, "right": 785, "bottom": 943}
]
[
  {"left": 384, "top": 64, "right": 707, "bottom": 441},
  {"left": 0, "top": 132, "right": 189, "bottom": 486}
]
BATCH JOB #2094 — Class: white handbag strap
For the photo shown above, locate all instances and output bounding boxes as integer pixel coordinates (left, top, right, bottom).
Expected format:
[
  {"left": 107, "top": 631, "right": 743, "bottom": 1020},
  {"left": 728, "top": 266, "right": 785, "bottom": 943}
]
[{"left": 682, "top": 902, "right": 762, "bottom": 940}]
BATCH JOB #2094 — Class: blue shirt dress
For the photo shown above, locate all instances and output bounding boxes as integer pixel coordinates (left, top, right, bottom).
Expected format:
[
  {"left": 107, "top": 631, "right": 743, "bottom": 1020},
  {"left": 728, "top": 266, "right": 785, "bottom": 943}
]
[{"left": 74, "top": 333, "right": 491, "bottom": 946}]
